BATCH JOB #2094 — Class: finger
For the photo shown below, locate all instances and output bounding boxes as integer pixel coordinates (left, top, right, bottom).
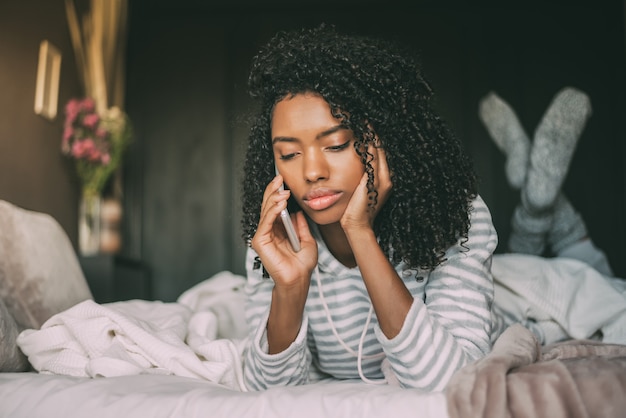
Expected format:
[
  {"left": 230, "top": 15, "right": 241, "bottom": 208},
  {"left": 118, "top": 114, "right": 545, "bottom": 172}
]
[
  {"left": 260, "top": 176, "right": 290, "bottom": 217},
  {"left": 294, "top": 211, "right": 313, "bottom": 242},
  {"left": 267, "top": 192, "right": 290, "bottom": 224},
  {"left": 260, "top": 175, "right": 284, "bottom": 212},
  {"left": 376, "top": 147, "right": 391, "bottom": 187},
  {"left": 252, "top": 198, "right": 290, "bottom": 253},
  {"left": 353, "top": 172, "right": 370, "bottom": 209},
  {"left": 258, "top": 193, "right": 291, "bottom": 238}
]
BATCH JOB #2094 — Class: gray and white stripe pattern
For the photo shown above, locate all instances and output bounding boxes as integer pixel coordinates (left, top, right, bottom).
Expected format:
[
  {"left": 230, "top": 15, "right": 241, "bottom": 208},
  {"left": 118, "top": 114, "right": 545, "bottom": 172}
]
[{"left": 243, "top": 195, "right": 499, "bottom": 391}]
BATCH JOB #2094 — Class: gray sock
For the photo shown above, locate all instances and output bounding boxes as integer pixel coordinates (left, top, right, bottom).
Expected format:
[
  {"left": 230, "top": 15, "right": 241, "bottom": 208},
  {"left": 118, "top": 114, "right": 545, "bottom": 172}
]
[
  {"left": 524, "top": 87, "right": 592, "bottom": 211},
  {"left": 508, "top": 194, "right": 553, "bottom": 255},
  {"left": 547, "top": 194, "right": 588, "bottom": 255},
  {"left": 478, "top": 92, "right": 531, "bottom": 189}
]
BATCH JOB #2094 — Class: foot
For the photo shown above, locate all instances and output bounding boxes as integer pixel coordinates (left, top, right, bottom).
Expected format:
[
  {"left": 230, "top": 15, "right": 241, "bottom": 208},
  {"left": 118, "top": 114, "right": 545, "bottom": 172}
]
[
  {"left": 524, "top": 87, "right": 592, "bottom": 211},
  {"left": 479, "top": 92, "right": 531, "bottom": 189}
]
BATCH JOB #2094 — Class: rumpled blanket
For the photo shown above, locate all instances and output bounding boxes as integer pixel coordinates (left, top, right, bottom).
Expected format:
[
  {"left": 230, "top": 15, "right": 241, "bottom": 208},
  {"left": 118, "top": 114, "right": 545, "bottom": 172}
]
[
  {"left": 446, "top": 324, "right": 626, "bottom": 418},
  {"left": 16, "top": 271, "right": 248, "bottom": 391}
]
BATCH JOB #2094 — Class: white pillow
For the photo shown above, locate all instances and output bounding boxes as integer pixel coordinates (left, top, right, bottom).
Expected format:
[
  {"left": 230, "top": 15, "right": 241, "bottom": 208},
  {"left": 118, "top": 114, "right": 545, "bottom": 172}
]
[{"left": 0, "top": 200, "right": 92, "bottom": 346}]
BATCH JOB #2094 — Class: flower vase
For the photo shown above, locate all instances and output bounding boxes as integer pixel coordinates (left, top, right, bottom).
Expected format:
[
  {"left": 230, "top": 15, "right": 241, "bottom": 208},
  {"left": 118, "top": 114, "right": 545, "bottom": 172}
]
[
  {"left": 100, "top": 197, "right": 123, "bottom": 254},
  {"left": 78, "top": 193, "right": 101, "bottom": 256}
]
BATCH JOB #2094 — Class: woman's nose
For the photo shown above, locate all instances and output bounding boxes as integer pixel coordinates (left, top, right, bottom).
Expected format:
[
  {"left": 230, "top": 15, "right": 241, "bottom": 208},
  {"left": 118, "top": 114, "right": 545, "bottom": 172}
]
[{"left": 303, "top": 150, "right": 329, "bottom": 183}]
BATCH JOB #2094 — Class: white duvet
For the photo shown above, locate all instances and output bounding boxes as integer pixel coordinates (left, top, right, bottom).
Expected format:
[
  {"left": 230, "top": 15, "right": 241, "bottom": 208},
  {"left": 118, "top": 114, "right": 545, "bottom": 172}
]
[{"left": 16, "top": 271, "right": 248, "bottom": 391}]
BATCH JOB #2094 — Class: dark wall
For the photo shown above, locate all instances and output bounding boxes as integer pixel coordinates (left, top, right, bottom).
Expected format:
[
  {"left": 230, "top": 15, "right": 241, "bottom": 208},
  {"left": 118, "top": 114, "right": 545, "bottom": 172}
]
[
  {"left": 124, "top": 14, "right": 235, "bottom": 299},
  {"left": 0, "top": 0, "right": 83, "bottom": 245},
  {"left": 125, "top": 0, "right": 626, "bottom": 301}
]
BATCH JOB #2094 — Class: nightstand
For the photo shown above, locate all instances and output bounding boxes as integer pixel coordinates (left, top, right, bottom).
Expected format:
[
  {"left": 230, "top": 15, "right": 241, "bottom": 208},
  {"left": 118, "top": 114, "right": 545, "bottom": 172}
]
[{"left": 79, "top": 254, "right": 151, "bottom": 303}]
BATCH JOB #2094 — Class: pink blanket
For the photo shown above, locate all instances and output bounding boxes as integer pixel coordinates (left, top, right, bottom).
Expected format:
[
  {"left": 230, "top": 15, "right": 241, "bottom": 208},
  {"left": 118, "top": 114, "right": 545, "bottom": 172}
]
[{"left": 446, "top": 324, "right": 626, "bottom": 418}]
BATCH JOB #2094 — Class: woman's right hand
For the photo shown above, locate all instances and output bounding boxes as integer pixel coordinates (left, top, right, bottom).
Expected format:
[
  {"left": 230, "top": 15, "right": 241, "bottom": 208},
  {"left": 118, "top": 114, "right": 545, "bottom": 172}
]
[
  {"left": 251, "top": 175, "right": 317, "bottom": 354},
  {"left": 250, "top": 175, "right": 318, "bottom": 290}
]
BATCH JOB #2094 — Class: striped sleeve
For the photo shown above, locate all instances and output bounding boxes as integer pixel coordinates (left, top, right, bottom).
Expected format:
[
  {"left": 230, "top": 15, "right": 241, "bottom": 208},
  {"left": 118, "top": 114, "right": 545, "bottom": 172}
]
[
  {"left": 241, "top": 249, "right": 312, "bottom": 391},
  {"left": 375, "top": 195, "right": 498, "bottom": 391}
]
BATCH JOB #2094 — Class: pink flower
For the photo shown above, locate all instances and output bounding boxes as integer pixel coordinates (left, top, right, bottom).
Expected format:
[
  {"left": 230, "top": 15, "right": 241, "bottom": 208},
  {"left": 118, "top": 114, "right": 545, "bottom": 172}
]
[
  {"left": 82, "top": 113, "right": 100, "bottom": 129},
  {"left": 71, "top": 140, "right": 85, "bottom": 158},
  {"left": 61, "top": 97, "right": 131, "bottom": 195},
  {"left": 89, "top": 150, "right": 102, "bottom": 162},
  {"left": 71, "top": 139, "right": 87, "bottom": 159},
  {"left": 81, "top": 138, "right": 108, "bottom": 163},
  {"left": 87, "top": 143, "right": 102, "bottom": 162},
  {"left": 64, "top": 99, "right": 80, "bottom": 124},
  {"left": 62, "top": 126, "right": 74, "bottom": 142},
  {"left": 80, "top": 97, "right": 95, "bottom": 113},
  {"left": 82, "top": 138, "right": 95, "bottom": 150},
  {"left": 71, "top": 138, "right": 95, "bottom": 159}
]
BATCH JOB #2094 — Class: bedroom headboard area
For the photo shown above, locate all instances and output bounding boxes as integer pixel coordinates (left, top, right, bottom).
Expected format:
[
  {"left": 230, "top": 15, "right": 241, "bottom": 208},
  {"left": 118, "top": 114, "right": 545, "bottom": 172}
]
[{"left": 1, "top": 0, "right": 625, "bottom": 303}]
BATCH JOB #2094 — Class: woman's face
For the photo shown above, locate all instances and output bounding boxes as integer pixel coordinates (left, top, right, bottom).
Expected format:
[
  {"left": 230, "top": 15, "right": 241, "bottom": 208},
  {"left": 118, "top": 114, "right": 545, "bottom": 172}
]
[{"left": 271, "top": 93, "right": 365, "bottom": 225}]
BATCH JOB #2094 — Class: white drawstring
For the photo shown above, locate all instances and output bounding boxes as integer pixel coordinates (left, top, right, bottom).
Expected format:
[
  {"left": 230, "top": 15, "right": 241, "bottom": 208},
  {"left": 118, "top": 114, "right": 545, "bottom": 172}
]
[{"left": 314, "top": 266, "right": 387, "bottom": 384}]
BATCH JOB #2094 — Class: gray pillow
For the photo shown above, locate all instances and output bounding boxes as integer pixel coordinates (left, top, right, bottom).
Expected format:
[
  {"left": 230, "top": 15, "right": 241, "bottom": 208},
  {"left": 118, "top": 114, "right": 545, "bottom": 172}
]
[
  {"left": 0, "top": 200, "right": 93, "bottom": 370},
  {"left": 0, "top": 297, "right": 28, "bottom": 371}
]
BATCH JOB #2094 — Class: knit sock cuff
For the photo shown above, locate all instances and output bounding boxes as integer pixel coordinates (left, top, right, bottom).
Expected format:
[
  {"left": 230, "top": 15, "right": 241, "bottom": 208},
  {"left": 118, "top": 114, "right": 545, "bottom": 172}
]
[
  {"left": 508, "top": 204, "right": 552, "bottom": 254},
  {"left": 548, "top": 195, "right": 588, "bottom": 254}
]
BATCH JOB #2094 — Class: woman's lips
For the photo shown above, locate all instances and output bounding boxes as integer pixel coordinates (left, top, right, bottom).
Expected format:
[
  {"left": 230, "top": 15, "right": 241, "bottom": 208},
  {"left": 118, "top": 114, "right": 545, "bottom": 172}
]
[{"left": 303, "top": 190, "right": 343, "bottom": 211}]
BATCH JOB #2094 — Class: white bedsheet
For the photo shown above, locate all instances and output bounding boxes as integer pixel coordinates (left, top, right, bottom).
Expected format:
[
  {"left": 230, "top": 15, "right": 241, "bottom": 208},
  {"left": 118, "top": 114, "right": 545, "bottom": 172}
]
[
  {"left": 0, "top": 373, "right": 448, "bottom": 418},
  {"left": 5, "top": 271, "right": 449, "bottom": 417}
]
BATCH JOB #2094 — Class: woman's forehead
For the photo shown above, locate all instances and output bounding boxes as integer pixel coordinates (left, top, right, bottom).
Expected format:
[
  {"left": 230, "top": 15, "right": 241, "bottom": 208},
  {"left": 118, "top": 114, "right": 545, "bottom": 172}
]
[{"left": 271, "top": 93, "right": 339, "bottom": 133}]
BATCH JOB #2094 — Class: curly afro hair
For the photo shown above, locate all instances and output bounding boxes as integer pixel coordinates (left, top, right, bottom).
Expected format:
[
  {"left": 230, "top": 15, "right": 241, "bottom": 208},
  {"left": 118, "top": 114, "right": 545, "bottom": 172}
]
[{"left": 241, "top": 24, "right": 477, "bottom": 270}]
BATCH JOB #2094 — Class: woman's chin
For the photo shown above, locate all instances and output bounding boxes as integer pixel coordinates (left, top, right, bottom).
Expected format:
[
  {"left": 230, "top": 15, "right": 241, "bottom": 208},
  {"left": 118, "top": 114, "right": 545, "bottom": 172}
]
[{"left": 302, "top": 209, "right": 343, "bottom": 226}]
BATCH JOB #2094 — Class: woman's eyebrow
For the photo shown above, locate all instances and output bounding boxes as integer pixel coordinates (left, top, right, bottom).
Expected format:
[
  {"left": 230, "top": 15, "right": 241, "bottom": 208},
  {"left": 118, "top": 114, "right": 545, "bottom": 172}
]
[
  {"left": 316, "top": 125, "right": 348, "bottom": 140},
  {"left": 272, "top": 136, "right": 298, "bottom": 144},
  {"left": 272, "top": 125, "right": 348, "bottom": 144}
]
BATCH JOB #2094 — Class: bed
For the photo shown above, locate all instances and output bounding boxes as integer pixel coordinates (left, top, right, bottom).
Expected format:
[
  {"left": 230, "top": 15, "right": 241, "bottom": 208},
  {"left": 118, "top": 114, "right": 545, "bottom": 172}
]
[{"left": 1, "top": 199, "right": 626, "bottom": 418}]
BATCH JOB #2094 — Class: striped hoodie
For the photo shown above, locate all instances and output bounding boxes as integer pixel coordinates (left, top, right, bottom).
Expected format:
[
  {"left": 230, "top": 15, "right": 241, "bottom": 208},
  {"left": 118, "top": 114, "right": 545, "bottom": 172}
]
[{"left": 243, "top": 195, "right": 499, "bottom": 391}]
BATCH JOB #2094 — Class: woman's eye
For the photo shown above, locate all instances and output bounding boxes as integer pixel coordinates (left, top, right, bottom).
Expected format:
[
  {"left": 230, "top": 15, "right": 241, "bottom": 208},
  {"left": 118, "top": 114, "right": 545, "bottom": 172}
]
[
  {"left": 327, "top": 141, "right": 351, "bottom": 152},
  {"left": 279, "top": 153, "right": 298, "bottom": 160}
]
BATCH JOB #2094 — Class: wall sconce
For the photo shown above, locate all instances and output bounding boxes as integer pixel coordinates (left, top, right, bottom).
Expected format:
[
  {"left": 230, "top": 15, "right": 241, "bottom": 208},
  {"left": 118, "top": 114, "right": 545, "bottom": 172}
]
[{"left": 34, "top": 40, "right": 62, "bottom": 120}]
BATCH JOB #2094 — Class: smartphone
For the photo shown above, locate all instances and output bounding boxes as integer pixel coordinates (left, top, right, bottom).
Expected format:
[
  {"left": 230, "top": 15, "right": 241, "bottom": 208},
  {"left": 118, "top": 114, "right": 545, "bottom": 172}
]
[{"left": 275, "top": 164, "right": 301, "bottom": 252}]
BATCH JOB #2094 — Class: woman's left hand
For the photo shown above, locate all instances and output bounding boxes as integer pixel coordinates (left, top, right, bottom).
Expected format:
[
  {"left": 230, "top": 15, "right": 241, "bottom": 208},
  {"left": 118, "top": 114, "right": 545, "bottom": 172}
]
[{"left": 340, "top": 144, "right": 392, "bottom": 232}]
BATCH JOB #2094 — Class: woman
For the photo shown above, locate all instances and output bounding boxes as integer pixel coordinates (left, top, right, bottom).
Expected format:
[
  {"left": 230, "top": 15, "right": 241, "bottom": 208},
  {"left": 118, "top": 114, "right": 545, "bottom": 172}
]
[{"left": 240, "top": 24, "right": 498, "bottom": 391}]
